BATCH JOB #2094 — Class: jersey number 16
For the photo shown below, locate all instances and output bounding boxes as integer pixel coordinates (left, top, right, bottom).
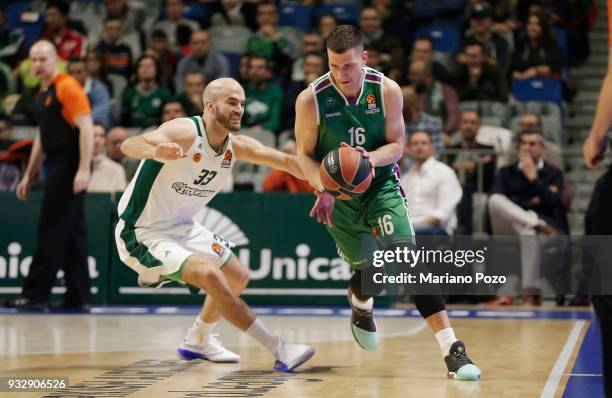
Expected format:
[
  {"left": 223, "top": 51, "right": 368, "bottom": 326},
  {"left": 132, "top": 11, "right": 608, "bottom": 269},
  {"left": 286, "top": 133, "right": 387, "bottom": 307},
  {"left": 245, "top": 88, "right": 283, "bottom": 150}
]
[{"left": 348, "top": 127, "right": 366, "bottom": 146}]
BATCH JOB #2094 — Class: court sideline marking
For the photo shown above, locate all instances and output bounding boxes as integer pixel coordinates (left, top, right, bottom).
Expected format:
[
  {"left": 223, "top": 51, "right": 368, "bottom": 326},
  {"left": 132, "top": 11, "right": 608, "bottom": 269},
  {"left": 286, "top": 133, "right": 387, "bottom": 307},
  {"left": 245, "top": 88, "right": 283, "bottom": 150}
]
[{"left": 540, "top": 320, "right": 586, "bottom": 398}]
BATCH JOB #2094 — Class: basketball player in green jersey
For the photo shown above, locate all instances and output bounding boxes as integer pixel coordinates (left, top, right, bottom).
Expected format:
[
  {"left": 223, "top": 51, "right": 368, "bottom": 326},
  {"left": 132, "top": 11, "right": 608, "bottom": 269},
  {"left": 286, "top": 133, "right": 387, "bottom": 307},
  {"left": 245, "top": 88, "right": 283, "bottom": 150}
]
[{"left": 295, "top": 26, "right": 481, "bottom": 380}]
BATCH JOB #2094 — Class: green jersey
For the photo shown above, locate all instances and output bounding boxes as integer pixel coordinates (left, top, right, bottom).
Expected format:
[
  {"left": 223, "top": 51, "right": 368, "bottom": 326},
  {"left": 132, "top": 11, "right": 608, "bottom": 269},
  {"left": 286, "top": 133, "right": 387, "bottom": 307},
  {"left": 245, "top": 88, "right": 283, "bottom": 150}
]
[{"left": 312, "top": 67, "right": 392, "bottom": 193}]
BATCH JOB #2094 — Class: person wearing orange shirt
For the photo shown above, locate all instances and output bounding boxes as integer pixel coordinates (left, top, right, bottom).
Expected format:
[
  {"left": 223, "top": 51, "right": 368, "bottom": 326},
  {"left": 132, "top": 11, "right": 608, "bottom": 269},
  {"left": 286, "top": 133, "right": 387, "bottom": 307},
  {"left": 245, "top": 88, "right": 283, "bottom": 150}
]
[
  {"left": 3, "top": 40, "right": 94, "bottom": 312},
  {"left": 263, "top": 140, "right": 313, "bottom": 193}
]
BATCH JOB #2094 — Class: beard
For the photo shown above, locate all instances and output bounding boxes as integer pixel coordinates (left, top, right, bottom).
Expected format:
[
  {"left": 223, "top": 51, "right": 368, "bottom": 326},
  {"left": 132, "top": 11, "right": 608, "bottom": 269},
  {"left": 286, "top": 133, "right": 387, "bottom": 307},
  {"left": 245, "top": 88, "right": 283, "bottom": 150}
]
[{"left": 215, "top": 107, "right": 241, "bottom": 132}]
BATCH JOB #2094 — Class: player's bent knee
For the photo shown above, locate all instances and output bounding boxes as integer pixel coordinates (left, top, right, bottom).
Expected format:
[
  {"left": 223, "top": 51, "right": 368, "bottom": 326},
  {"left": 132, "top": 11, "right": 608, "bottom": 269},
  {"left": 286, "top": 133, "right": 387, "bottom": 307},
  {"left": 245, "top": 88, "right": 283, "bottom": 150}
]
[{"left": 350, "top": 269, "right": 383, "bottom": 301}]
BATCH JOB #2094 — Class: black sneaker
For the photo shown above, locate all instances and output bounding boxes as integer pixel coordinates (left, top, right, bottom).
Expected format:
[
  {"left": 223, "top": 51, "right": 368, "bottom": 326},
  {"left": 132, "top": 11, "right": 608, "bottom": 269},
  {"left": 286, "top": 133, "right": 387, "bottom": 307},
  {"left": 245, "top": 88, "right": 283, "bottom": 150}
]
[
  {"left": 444, "top": 341, "right": 481, "bottom": 381},
  {"left": 348, "top": 290, "right": 379, "bottom": 351}
]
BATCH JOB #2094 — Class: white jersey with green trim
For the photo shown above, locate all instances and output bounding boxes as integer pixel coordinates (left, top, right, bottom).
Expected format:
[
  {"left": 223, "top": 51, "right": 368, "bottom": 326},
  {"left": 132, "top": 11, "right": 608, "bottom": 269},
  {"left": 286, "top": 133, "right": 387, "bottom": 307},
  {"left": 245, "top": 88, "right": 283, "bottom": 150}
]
[{"left": 117, "top": 116, "right": 236, "bottom": 229}]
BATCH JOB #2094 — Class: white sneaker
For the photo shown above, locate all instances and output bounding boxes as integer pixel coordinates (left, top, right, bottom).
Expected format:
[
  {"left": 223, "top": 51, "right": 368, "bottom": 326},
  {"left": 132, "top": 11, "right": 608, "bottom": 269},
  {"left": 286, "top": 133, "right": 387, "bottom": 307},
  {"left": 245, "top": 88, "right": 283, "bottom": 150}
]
[
  {"left": 273, "top": 340, "right": 315, "bottom": 372},
  {"left": 177, "top": 334, "right": 240, "bottom": 363}
]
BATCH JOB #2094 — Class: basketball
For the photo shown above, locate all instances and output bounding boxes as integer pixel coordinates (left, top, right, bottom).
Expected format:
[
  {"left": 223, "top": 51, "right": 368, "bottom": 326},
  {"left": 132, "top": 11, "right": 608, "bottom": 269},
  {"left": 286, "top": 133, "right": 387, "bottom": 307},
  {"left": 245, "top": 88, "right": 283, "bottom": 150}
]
[{"left": 319, "top": 146, "right": 373, "bottom": 200}]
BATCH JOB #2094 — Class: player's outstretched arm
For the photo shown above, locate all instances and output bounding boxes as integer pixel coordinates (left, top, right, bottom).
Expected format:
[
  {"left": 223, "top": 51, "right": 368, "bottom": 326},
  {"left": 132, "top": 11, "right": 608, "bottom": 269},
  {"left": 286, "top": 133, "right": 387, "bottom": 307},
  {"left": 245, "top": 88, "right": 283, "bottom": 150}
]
[
  {"left": 233, "top": 134, "right": 306, "bottom": 179},
  {"left": 584, "top": 51, "right": 612, "bottom": 167},
  {"left": 368, "top": 77, "right": 405, "bottom": 167},
  {"left": 121, "top": 118, "right": 195, "bottom": 161},
  {"left": 295, "top": 88, "right": 325, "bottom": 192}
]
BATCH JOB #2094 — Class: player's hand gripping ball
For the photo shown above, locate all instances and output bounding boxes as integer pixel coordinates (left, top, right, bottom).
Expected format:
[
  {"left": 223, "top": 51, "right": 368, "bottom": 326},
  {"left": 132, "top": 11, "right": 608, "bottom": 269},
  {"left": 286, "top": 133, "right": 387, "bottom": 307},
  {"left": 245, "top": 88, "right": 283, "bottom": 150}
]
[{"left": 319, "top": 145, "right": 373, "bottom": 200}]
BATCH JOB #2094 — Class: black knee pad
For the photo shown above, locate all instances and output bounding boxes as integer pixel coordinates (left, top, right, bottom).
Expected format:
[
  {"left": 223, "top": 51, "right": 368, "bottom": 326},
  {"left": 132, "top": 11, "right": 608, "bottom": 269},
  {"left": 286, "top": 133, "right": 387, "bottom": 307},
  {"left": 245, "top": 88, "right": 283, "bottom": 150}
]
[
  {"left": 350, "top": 268, "right": 384, "bottom": 301},
  {"left": 413, "top": 294, "right": 446, "bottom": 319}
]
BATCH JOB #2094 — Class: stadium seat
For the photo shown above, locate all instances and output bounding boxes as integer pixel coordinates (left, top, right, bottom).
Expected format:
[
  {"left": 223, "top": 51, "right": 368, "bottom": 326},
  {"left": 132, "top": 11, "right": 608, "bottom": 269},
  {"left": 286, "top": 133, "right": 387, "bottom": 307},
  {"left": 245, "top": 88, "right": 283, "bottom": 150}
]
[
  {"left": 512, "top": 78, "right": 563, "bottom": 106},
  {"left": 279, "top": 4, "right": 313, "bottom": 32},
  {"left": 183, "top": 3, "right": 208, "bottom": 23},
  {"left": 208, "top": 25, "right": 252, "bottom": 54},
  {"left": 221, "top": 51, "right": 241, "bottom": 79},
  {"left": 315, "top": 4, "right": 360, "bottom": 25},
  {"left": 412, "top": 0, "right": 438, "bottom": 21},
  {"left": 414, "top": 25, "right": 460, "bottom": 54},
  {"left": 5, "top": 1, "right": 30, "bottom": 26}
]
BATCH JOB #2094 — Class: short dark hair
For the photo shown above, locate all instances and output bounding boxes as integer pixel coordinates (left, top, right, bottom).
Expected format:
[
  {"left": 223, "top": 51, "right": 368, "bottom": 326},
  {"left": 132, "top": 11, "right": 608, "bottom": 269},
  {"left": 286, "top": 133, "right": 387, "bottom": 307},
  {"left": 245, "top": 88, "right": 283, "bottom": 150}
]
[
  {"left": 46, "top": 0, "right": 70, "bottom": 16},
  {"left": 409, "top": 130, "right": 433, "bottom": 143},
  {"left": 461, "top": 108, "right": 481, "bottom": 118},
  {"left": 519, "top": 127, "right": 544, "bottom": 140},
  {"left": 326, "top": 25, "right": 363, "bottom": 54},
  {"left": 248, "top": 54, "right": 272, "bottom": 70},
  {"left": 463, "top": 39, "right": 485, "bottom": 53},
  {"left": 151, "top": 30, "right": 168, "bottom": 41},
  {"left": 68, "top": 56, "right": 86, "bottom": 65}
]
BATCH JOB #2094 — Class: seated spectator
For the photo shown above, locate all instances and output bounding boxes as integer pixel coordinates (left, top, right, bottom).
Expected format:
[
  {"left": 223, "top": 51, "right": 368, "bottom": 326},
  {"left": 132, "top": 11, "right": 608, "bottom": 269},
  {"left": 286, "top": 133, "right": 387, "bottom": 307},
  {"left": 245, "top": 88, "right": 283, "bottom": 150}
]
[
  {"left": 121, "top": 55, "right": 173, "bottom": 129},
  {"left": 490, "top": 0, "right": 518, "bottom": 34},
  {"left": 147, "top": 30, "right": 178, "bottom": 89},
  {"left": 488, "top": 127, "right": 569, "bottom": 304},
  {"left": 209, "top": 0, "right": 257, "bottom": 28},
  {"left": 0, "top": 8, "right": 25, "bottom": 68},
  {"left": 460, "top": 2, "right": 511, "bottom": 74},
  {"left": 0, "top": 114, "right": 14, "bottom": 150},
  {"left": 68, "top": 57, "right": 112, "bottom": 130},
  {"left": 175, "top": 30, "right": 229, "bottom": 93},
  {"left": 244, "top": 55, "right": 282, "bottom": 134},
  {"left": 408, "top": 59, "right": 460, "bottom": 134},
  {"left": 518, "top": 112, "right": 563, "bottom": 168},
  {"left": 88, "top": 0, "right": 149, "bottom": 56},
  {"left": 95, "top": 17, "right": 133, "bottom": 80},
  {"left": 237, "top": 54, "right": 250, "bottom": 86},
  {"left": 291, "top": 32, "right": 324, "bottom": 83},
  {"left": 318, "top": 14, "right": 337, "bottom": 40},
  {"left": 263, "top": 140, "right": 313, "bottom": 193},
  {"left": 447, "top": 109, "right": 497, "bottom": 235},
  {"left": 283, "top": 53, "right": 325, "bottom": 132},
  {"left": 161, "top": 100, "right": 187, "bottom": 123},
  {"left": 176, "top": 72, "right": 206, "bottom": 117},
  {"left": 410, "top": 37, "right": 452, "bottom": 85},
  {"left": 107, "top": 126, "right": 139, "bottom": 181},
  {"left": 246, "top": 1, "right": 300, "bottom": 79},
  {"left": 359, "top": 7, "right": 403, "bottom": 68},
  {"left": 454, "top": 41, "right": 509, "bottom": 103},
  {"left": 85, "top": 49, "right": 113, "bottom": 96},
  {"left": 511, "top": 10, "right": 564, "bottom": 80},
  {"left": 40, "top": 0, "right": 87, "bottom": 61},
  {"left": 401, "top": 85, "right": 444, "bottom": 153},
  {"left": 401, "top": 131, "right": 462, "bottom": 235},
  {"left": 153, "top": 0, "right": 200, "bottom": 50},
  {"left": 88, "top": 124, "right": 127, "bottom": 192}
]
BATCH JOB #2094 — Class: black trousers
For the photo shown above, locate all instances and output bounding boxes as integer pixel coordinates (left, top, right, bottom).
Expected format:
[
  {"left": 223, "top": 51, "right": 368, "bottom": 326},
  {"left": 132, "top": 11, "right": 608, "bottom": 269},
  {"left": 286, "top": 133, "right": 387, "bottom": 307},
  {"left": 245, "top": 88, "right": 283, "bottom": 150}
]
[
  {"left": 585, "top": 166, "right": 612, "bottom": 398},
  {"left": 21, "top": 161, "right": 90, "bottom": 305}
]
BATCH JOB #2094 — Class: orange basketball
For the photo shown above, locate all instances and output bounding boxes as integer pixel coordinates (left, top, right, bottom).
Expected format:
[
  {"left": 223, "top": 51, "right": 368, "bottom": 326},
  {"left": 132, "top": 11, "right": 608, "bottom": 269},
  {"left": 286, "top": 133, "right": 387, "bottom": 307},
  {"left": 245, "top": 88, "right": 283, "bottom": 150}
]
[{"left": 319, "top": 146, "right": 373, "bottom": 200}]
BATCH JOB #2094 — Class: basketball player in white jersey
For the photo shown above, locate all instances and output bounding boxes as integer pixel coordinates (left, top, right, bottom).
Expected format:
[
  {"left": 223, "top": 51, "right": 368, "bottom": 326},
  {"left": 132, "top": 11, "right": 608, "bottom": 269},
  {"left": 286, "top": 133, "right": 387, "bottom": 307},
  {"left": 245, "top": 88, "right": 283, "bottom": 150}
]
[{"left": 115, "top": 78, "right": 314, "bottom": 372}]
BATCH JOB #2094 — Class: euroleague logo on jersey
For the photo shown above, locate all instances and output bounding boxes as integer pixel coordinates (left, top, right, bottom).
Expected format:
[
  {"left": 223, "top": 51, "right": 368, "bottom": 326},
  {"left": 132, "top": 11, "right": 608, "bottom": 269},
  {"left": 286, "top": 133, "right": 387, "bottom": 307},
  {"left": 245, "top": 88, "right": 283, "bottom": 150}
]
[
  {"left": 212, "top": 242, "right": 226, "bottom": 257},
  {"left": 193, "top": 152, "right": 201, "bottom": 162},
  {"left": 365, "top": 92, "right": 380, "bottom": 114},
  {"left": 221, "top": 149, "right": 233, "bottom": 168}
]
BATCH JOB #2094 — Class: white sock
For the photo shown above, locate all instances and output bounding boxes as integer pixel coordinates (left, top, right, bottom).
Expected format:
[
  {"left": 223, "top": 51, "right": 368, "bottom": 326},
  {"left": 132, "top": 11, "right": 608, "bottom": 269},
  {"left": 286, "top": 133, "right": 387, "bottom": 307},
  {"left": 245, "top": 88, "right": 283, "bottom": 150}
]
[
  {"left": 246, "top": 318, "right": 280, "bottom": 358},
  {"left": 185, "top": 318, "right": 217, "bottom": 346},
  {"left": 435, "top": 327, "right": 457, "bottom": 357},
  {"left": 351, "top": 295, "right": 373, "bottom": 311}
]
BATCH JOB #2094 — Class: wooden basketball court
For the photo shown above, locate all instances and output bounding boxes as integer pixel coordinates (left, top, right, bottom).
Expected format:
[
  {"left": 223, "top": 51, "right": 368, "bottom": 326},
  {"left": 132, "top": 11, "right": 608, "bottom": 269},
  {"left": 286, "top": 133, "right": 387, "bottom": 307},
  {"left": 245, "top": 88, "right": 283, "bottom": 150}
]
[{"left": 0, "top": 306, "right": 601, "bottom": 397}]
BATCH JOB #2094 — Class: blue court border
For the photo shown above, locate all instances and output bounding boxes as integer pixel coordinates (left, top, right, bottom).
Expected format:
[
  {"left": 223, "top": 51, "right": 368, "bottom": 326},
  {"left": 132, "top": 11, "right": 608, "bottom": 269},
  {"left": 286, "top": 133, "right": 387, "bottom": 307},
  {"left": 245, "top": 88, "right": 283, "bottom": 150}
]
[{"left": 0, "top": 305, "right": 603, "bottom": 397}]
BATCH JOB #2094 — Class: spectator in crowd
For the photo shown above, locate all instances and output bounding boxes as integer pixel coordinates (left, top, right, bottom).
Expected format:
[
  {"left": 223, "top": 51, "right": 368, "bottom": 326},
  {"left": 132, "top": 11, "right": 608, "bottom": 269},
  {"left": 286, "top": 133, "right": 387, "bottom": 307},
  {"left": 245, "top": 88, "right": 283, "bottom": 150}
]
[
  {"left": 175, "top": 30, "right": 229, "bottom": 92},
  {"left": 209, "top": 0, "right": 257, "bottom": 28},
  {"left": 282, "top": 52, "right": 325, "bottom": 132},
  {"left": 176, "top": 71, "right": 206, "bottom": 117},
  {"left": 246, "top": 1, "right": 300, "bottom": 78},
  {"left": 153, "top": 0, "right": 200, "bottom": 50},
  {"left": 401, "top": 85, "right": 444, "bottom": 153},
  {"left": 101, "top": 0, "right": 149, "bottom": 39},
  {"left": 4, "top": 40, "right": 93, "bottom": 311},
  {"left": 518, "top": 112, "right": 564, "bottom": 168},
  {"left": 318, "top": 14, "right": 337, "bottom": 40},
  {"left": 291, "top": 32, "right": 324, "bottom": 83},
  {"left": 0, "top": 7, "right": 25, "bottom": 68},
  {"left": 0, "top": 114, "right": 14, "bottom": 150},
  {"left": 263, "top": 140, "right": 313, "bottom": 193},
  {"left": 40, "top": 0, "right": 87, "bottom": 61},
  {"left": 401, "top": 131, "right": 463, "bottom": 235},
  {"left": 243, "top": 55, "right": 282, "bottom": 134},
  {"left": 68, "top": 57, "right": 112, "bottom": 130},
  {"left": 88, "top": 123, "right": 126, "bottom": 192},
  {"left": 460, "top": 2, "right": 511, "bottom": 74},
  {"left": 85, "top": 49, "right": 113, "bottom": 96},
  {"left": 447, "top": 109, "right": 497, "bottom": 234},
  {"left": 408, "top": 59, "right": 460, "bottom": 134},
  {"left": 121, "top": 55, "right": 173, "bottom": 129},
  {"left": 147, "top": 30, "right": 178, "bottom": 89},
  {"left": 488, "top": 127, "right": 569, "bottom": 305},
  {"left": 359, "top": 7, "right": 403, "bottom": 68},
  {"left": 161, "top": 100, "right": 187, "bottom": 123},
  {"left": 95, "top": 17, "right": 133, "bottom": 80},
  {"left": 238, "top": 54, "right": 250, "bottom": 86},
  {"left": 511, "top": 10, "right": 564, "bottom": 80},
  {"left": 454, "top": 40, "right": 509, "bottom": 103},
  {"left": 410, "top": 37, "right": 452, "bottom": 85},
  {"left": 107, "top": 126, "right": 139, "bottom": 181}
]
